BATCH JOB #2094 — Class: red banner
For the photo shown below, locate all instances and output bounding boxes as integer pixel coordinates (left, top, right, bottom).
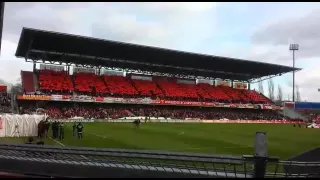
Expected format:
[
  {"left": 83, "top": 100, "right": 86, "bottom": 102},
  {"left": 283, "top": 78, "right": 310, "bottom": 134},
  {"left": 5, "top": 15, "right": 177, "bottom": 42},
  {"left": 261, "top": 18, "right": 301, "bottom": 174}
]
[
  {"left": 201, "top": 120, "right": 306, "bottom": 124},
  {"left": 95, "top": 97, "right": 104, "bottom": 102},
  {"left": 153, "top": 100, "right": 200, "bottom": 106},
  {"left": 62, "top": 95, "right": 71, "bottom": 100}
]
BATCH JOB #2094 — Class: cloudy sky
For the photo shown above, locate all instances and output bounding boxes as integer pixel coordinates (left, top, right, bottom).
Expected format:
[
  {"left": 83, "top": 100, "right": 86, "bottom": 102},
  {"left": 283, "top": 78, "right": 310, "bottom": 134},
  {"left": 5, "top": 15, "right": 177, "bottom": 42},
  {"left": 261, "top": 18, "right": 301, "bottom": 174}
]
[{"left": 0, "top": 2, "right": 320, "bottom": 101}]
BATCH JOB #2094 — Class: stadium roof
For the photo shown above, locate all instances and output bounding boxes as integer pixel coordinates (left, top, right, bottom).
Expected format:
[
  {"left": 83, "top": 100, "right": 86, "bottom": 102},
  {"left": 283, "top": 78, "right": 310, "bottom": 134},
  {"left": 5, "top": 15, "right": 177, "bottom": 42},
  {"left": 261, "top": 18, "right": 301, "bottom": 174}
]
[{"left": 15, "top": 27, "right": 300, "bottom": 81}]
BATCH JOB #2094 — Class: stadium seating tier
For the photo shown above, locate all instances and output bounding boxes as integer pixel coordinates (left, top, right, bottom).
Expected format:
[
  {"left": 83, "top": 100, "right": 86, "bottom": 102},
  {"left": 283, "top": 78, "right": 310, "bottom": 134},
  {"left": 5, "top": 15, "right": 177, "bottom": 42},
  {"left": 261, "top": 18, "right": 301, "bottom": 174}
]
[{"left": 23, "top": 70, "right": 273, "bottom": 104}]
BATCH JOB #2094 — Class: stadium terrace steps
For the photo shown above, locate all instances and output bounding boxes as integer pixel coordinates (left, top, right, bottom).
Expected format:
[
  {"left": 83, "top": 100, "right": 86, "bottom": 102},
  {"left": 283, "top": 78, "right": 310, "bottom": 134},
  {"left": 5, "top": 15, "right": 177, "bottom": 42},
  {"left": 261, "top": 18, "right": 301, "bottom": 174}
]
[
  {"left": 21, "top": 71, "right": 35, "bottom": 93},
  {"left": 33, "top": 73, "right": 39, "bottom": 91}
]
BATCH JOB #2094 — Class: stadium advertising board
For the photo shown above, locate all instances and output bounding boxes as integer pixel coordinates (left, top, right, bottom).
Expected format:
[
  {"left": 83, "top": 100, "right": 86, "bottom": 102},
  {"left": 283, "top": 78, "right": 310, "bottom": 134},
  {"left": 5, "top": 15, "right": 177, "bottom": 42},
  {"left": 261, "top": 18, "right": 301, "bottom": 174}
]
[
  {"left": 17, "top": 94, "right": 281, "bottom": 110},
  {"left": 233, "top": 82, "right": 248, "bottom": 89},
  {"left": 103, "top": 97, "right": 152, "bottom": 104},
  {"left": 70, "top": 95, "right": 94, "bottom": 102},
  {"left": 201, "top": 120, "right": 306, "bottom": 124},
  {"left": 152, "top": 100, "right": 205, "bottom": 106},
  {"left": 17, "top": 94, "right": 51, "bottom": 100},
  {"left": 103, "top": 119, "right": 202, "bottom": 123},
  {"left": 94, "top": 119, "right": 303, "bottom": 124}
]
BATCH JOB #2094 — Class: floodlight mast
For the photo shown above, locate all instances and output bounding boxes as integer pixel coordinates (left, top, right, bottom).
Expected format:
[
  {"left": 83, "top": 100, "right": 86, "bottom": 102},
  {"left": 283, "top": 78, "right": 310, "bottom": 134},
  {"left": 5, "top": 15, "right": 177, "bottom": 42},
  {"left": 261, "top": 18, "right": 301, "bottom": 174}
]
[{"left": 289, "top": 44, "right": 299, "bottom": 102}]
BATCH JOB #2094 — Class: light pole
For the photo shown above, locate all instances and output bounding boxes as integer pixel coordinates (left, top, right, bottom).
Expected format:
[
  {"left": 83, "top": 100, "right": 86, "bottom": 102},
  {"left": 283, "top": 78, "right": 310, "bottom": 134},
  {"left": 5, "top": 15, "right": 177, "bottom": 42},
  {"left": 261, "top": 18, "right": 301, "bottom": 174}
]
[{"left": 289, "top": 44, "right": 299, "bottom": 102}]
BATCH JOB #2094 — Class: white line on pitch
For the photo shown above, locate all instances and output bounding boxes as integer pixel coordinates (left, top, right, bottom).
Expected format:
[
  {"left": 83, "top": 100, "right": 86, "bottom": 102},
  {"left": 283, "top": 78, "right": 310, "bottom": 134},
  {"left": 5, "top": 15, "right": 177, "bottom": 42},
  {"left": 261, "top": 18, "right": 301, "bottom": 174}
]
[
  {"left": 49, "top": 137, "right": 65, "bottom": 146},
  {"left": 87, "top": 133, "right": 252, "bottom": 151},
  {"left": 88, "top": 133, "right": 107, "bottom": 139}
]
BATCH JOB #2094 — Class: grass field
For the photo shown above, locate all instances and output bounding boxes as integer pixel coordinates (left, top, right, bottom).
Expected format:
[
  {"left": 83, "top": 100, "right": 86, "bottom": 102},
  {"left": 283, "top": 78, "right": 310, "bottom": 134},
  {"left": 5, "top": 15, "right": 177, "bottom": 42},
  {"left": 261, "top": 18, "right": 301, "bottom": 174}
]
[{"left": 1, "top": 123, "right": 320, "bottom": 160}]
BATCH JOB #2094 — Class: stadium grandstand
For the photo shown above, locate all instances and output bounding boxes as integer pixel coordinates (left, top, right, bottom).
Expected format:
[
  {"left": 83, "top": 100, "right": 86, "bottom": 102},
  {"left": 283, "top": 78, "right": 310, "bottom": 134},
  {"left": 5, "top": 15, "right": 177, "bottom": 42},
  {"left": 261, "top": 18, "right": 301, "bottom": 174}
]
[
  {"left": 13, "top": 27, "right": 300, "bottom": 120},
  {"left": 1, "top": 27, "right": 320, "bottom": 178}
]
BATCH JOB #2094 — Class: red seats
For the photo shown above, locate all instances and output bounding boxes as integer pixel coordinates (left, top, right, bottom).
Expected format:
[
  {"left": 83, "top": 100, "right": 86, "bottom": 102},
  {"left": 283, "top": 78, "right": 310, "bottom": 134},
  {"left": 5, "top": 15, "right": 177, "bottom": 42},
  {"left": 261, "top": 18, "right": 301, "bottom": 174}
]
[
  {"left": 73, "top": 72, "right": 108, "bottom": 94},
  {"left": 36, "top": 69, "right": 273, "bottom": 105},
  {"left": 178, "top": 84, "right": 203, "bottom": 99},
  {"left": 131, "top": 79, "right": 164, "bottom": 97},
  {"left": 198, "top": 84, "right": 230, "bottom": 101},
  {"left": 242, "top": 90, "right": 271, "bottom": 103},
  {"left": 103, "top": 75, "right": 138, "bottom": 96},
  {"left": 156, "top": 81, "right": 199, "bottom": 99},
  {"left": 219, "top": 86, "right": 250, "bottom": 102},
  {"left": 38, "top": 70, "right": 73, "bottom": 93}
]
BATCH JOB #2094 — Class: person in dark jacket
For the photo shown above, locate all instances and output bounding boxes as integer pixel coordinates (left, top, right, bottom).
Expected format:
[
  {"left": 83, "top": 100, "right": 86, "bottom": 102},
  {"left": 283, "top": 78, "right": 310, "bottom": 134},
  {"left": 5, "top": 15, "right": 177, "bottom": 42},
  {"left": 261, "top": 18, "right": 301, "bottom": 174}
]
[
  {"left": 77, "top": 122, "right": 84, "bottom": 139},
  {"left": 37, "top": 120, "right": 45, "bottom": 138},
  {"left": 72, "top": 122, "right": 77, "bottom": 136},
  {"left": 52, "top": 121, "right": 57, "bottom": 139},
  {"left": 133, "top": 119, "right": 141, "bottom": 128},
  {"left": 59, "top": 122, "right": 65, "bottom": 140},
  {"left": 56, "top": 121, "right": 61, "bottom": 139},
  {"left": 44, "top": 119, "right": 50, "bottom": 138}
]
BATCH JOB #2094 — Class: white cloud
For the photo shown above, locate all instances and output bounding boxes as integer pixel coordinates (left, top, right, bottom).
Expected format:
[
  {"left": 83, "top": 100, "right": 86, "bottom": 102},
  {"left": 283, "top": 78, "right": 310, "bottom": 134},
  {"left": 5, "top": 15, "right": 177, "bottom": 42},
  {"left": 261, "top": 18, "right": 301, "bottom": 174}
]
[
  {"left": 228, "top": 7, "right": 320, "bottom": 102},
  {"left": 1, "top": 2, "right": 218, "bottom": 84},
  {"left": 0, "top": 40, "right": 31, "bottom": 84}
]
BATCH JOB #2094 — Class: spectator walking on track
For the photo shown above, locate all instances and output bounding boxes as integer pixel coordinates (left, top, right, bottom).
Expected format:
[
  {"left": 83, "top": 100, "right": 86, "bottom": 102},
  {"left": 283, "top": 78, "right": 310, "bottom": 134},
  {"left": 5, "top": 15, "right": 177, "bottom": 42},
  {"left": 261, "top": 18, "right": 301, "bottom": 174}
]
[
  {"left": 72, "top": 122, "right": 77, "bottom": 136},
  {"left": 59, "top": 122, "right": 64, "bottom": 140},
  {"left": 77, "top": 122, "right": 84, "bottom": 139},
  {"left": 44, "top": 119, "right": 50, "bottom": 138}
]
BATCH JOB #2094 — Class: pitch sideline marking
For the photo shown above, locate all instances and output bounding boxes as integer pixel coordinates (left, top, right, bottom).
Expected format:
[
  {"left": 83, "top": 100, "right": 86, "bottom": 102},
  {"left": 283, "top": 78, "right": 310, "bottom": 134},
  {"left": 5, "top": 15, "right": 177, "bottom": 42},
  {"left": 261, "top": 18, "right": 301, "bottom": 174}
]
[
  {"left": 49, "top": 137, "right": 65, "bottom": 146},
  {"left": 88, "top": 132, "right": 252, "bottom": 151},
  {"left": 88, "top": 133, "right": 107, "bottom": 139}
]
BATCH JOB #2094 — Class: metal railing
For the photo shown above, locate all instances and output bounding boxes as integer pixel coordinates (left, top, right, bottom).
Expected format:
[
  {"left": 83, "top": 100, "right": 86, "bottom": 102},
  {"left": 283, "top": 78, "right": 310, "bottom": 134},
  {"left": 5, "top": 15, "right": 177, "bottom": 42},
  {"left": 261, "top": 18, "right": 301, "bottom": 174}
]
[{"left": 0, "top": 133, "right": 319, "bottom": 178}]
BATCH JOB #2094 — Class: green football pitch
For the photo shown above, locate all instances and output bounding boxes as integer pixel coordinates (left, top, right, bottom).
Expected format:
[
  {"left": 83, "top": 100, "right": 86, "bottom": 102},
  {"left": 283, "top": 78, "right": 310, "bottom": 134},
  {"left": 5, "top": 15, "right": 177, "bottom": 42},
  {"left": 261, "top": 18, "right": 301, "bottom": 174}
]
[{"left": 1, "top": 123, "right": 319, "bottom": 160}]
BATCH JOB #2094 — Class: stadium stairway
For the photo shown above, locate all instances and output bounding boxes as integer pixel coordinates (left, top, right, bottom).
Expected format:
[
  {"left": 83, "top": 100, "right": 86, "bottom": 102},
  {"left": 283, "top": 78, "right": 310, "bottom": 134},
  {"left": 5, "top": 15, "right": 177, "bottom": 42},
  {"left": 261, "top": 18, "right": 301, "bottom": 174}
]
[
  {"left": 33, "top": 72, "right": 39, "bottom": 91},
  {"left": 281, "top": 107, "right": 308, "bottom": 121},
  {"left": 156, "top": 83, "right": 166, "bottom": 96},
  {"left": 259, "top": 92, "right": 273, "bottom": 104}
]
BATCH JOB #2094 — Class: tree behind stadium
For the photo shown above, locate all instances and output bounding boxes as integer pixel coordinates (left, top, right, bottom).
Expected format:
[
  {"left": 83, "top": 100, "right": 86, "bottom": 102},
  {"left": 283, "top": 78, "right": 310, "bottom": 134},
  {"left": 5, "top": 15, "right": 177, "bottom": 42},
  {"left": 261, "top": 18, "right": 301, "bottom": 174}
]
[{"left": 268, "top": 78, "right": 275, "bottom": 102}]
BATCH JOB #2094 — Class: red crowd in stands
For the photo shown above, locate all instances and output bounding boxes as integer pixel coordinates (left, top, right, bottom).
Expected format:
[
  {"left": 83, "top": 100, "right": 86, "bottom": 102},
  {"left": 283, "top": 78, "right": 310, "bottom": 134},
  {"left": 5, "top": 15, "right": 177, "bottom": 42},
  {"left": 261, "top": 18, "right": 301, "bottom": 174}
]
[
  {"left": 19, "top": 102, "right": 282, "bottom": 120},
  {"left": 29, "top": 70, "right": 272, "bottom": 104}
]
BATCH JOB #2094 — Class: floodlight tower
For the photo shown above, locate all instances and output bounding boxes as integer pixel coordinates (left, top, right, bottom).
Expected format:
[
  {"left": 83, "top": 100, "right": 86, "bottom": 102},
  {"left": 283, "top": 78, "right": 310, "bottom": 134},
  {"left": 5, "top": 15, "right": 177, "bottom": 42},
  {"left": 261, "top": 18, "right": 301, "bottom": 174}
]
[{"left": 289, "top": 44, "right": 299, "bottom": 102}]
